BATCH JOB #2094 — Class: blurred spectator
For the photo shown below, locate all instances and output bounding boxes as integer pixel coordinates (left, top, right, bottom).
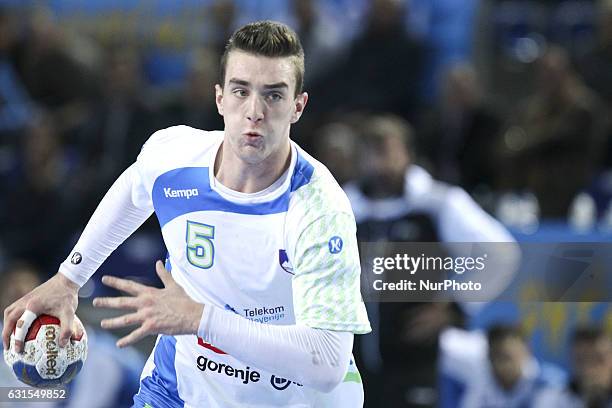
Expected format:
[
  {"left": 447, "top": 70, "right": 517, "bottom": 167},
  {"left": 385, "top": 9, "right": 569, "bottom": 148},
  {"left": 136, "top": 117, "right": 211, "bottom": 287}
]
[
  {"left": 501, "top": 46, "right": 603, "bottom": 218},
  {"left": 458, "top": 325, "right": 566, "bottom": 408},
  {"left": 577, "top": 0, "right": 612, "bottom": 171},
  {"left": 420, "top": 62, "right": 504, "bottom": 194},
  {"left": 407, "top": 0, "right": 479, "bottom": 103},
  {"left": 534, "top": 326, "right": 612, "bottom": 407},
  {"left": 438, "top": 327, "right": 489, "bottom": 408},
  {"left": 344, "top": 114, "right": 516, "bottom": 408},
  {"left": 311, "top": 0, "right": 424, "bottom": 120},
  {"left": 312, "top": 120, "right": 360, "bottom": 185},
  {"left": 160, "top": 47, "right": 223, "bottom": 131},
  {"left": 576, "top": 0, "right": 612, "bottom": 106},
  {"left": 208, "top": 0, "right": 238, "bottom": 54},
  {"left": 346, "top": 114, "right": 513, "bottom": 245},
  {"left": 0, "top": 114, "right": 76, "bottom": 273},
  {"left": 292, "top": 0, "right": 348, "bottom": 87},
  {"left": 74, "top": 45, "right": 159, "bottom": 220},
  {"left": 0, "top": 261, "right": 145, "bottom": 408},
  {"left": 0, "top": 6, "right": 33, "bottom": 136},
  {"left": 7, "top": 6, "right": 98, "bottom": 132},
  {"left": 0, "top": 260, "right": 41, "bottom": 312}
]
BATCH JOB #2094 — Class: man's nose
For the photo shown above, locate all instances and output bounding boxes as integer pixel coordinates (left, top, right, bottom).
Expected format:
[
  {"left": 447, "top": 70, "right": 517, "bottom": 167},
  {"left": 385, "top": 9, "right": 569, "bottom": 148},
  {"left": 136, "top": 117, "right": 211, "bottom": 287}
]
[{"left": 246, "top": 95, "right": 264, "bottom": 124}]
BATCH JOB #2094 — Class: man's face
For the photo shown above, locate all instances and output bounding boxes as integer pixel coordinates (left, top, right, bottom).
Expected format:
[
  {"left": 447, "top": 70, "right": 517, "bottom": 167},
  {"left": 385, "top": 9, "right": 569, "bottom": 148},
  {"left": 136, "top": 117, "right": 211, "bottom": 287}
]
[
  {"left": 215, "top": 51, "right": 307, "bottom": 166},
  {"left": 489, "top": 337, "right": 528, "bottom": 390},
  {"left": 573, "top": 338, "right": 612, "bottom": 393},
  {"left": 362, "top": 134, "right": 410, "bottom": 182}
]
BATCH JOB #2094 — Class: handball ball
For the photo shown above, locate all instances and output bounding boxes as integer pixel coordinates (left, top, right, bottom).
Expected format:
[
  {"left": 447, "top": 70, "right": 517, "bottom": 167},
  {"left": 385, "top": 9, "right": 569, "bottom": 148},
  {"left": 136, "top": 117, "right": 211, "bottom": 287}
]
[{"left": 3, "top": 314, "right": 88, "bottom": 388}]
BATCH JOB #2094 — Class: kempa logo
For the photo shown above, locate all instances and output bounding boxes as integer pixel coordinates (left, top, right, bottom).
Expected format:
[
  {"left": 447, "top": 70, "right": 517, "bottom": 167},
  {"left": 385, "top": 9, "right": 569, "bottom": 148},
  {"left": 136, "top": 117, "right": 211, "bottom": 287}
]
[
  {"left": 164, "top": 187, "right": 199, "bottom": 199},
  {"left": 328, "top": 236, "right": 343, "bottom": 254},
  {"left": 70, "top": 252, "right": 82, "bottom": 265}
]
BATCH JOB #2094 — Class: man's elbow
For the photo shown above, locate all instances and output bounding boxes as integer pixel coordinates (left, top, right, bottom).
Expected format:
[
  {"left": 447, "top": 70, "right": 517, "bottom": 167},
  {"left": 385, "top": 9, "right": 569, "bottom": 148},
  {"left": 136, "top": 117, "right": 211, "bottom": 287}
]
[{"left": 310, "top": 365, "right": 346, "bottom": 393}]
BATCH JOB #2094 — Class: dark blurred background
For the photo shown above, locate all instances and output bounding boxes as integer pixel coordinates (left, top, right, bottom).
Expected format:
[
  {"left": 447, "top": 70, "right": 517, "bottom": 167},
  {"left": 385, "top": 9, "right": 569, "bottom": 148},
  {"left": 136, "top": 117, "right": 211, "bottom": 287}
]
[{"left": 0, "top": 0, "right": 611, "bottom": 407}]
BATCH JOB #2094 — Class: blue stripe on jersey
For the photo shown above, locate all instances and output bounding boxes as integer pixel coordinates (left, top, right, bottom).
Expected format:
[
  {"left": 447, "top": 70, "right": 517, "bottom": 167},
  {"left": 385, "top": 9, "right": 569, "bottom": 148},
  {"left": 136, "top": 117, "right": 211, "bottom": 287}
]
[
  {"left": 151, "top": 153, "right": 314, "bottom": 227},
  {"left": 152, "top": 167, "right": 289, "bottom": 227},
  {"left": 134, "top": 336, "right": 184, "bottom": 408},
  {"left": 290, "top": 151, "right": 315, "bottom": 192}
]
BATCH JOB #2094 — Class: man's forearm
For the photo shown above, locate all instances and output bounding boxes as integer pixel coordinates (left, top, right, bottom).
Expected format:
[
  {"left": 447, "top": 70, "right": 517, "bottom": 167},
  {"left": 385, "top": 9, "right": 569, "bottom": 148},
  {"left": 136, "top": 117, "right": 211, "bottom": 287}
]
[{"left": 197, "top": 304, "right": 353, "bottom": 393}]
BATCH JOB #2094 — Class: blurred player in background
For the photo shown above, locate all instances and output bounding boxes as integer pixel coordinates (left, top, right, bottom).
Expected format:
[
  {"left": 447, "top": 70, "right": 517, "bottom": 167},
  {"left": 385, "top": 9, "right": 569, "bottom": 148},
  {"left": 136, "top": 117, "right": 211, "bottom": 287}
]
[
  {"left": 3, "top": 20, "right": 371, "bottom": 407},
  {"left": 458, "top": 324, "right": 565, "bottom": 408},
  {"left": 534, "top": 326, "right": 612, "bottom": 407},
  {"left": 343, "top": 114, "right": 518, "bottom": 407}
]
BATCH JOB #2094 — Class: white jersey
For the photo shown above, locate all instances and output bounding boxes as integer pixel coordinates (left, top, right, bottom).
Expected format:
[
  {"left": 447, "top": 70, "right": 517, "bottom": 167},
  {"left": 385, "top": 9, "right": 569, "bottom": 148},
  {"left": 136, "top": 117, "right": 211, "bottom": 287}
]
[{"left": 127, "top": 126, "right": 370, "bottom": 407}]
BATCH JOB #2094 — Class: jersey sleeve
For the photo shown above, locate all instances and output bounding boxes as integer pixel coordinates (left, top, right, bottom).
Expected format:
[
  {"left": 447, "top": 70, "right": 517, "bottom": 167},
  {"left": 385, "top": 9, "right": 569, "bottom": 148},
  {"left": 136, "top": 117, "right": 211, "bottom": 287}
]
[
  {"left": 290, "top": 209, "right": 371, "bottom": 334},
  {"left": 57, "top": 130, "right": 163, "bottom": 286}
]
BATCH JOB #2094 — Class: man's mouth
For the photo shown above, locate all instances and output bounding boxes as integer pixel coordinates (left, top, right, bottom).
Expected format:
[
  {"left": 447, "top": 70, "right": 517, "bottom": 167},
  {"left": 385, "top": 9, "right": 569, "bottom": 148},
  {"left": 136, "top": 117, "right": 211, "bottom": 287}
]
[{"left": 243, "top": 131, "right": 264, "bottom": 143}]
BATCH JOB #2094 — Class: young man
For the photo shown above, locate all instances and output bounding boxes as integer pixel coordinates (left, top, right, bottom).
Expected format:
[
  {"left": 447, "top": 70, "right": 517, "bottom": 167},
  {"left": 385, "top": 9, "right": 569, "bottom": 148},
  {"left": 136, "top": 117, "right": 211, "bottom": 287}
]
[
  {"left": 2, "top": 21, "right": 371, "bottom": 407},
  {"left": 458, "top": 325, "right": 565, "bottom": 408},
  {"left": 534, "top": 326, "right": 612, "bottom": 407}
]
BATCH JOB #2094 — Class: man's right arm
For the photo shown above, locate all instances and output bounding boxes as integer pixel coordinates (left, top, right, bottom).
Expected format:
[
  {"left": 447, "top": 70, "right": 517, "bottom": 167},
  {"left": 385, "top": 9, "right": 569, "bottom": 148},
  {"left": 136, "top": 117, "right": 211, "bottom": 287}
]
[
  {"left": 3, "top": 161, "right": 154, "bottom": 352},
  {"left": 58, "top": 163, "right": 154, "bottom": 286}
]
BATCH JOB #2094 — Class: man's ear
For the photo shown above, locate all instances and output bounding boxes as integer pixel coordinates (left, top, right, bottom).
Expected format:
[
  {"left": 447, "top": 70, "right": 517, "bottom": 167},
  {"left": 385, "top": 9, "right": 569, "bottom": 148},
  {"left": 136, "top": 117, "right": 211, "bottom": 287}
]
[
  {"left": 215, "top": 84, "right": 224, "bottom": 116},
  {"left": 290, "top": 92, "right": 308, "bottom": 124}
]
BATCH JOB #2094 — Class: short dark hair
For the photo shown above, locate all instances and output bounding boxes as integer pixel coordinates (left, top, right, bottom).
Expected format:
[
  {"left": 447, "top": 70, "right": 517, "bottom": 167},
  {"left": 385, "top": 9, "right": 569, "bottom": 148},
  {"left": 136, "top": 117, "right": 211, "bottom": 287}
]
[
  {"left": 487, "top": 324, "right": 525, "bottom": 346},
  {"left": 360, "top": 114, "right": 415, "bottom": 153},
  {"left": 572, "top": 325, "right": 609, "bottom": 345},
  {"left": 220, "top": 20, "right": 305, "bottom": 97}
]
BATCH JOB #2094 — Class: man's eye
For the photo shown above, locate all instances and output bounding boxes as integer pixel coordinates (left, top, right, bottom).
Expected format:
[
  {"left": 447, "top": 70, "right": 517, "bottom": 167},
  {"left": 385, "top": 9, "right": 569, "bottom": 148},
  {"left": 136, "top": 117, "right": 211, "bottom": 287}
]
[
  {"left": 233, "top": 89, "right": 248, "bottom": 97},
  {"left": 267, "top": 93, "right": 282, "bottom": 102}
]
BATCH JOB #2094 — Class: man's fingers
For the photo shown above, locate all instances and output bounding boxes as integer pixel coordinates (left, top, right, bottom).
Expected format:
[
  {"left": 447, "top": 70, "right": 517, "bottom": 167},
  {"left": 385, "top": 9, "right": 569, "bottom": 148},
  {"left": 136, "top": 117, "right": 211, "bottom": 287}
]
[
  {"left": 14, "top": 310, "right": 38, "bottom": 353},
  {"left": 92, "top": 296, "right": 140, "bottom": 310},
  {"left": 116, "top": 326, "right": 149, "bottom": 348},
  {"left": 101, "top": 312, "right": 143, "bottom": 330},
  {"left": 58, "top": 312, "right": 74, "bottom": 348},
  {"left": 100, "top": 275, "right": 148, "bottom": 296},
  {"left": 155, "top": 260, "right": 174, "bottom": 287},
  {"left": 72, "top": 317, "right": 85, "bottom": 341},
  {"left": 2, "top": 307, "right": 19, "bottom": 350}
]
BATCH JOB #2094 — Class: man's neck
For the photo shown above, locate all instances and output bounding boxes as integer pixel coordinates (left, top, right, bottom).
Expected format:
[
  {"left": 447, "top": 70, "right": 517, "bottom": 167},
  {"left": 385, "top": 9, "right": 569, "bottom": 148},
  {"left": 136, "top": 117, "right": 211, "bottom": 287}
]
[{"left": 214, "top": 142, "right": 292, "bottom": 194}]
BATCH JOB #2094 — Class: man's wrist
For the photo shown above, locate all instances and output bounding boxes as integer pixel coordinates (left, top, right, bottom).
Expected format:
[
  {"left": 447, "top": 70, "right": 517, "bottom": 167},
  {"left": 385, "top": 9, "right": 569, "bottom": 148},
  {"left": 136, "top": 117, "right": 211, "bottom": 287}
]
[
  {"left": 56, "top": 272, "right": 80, "bottom": 292},
  {"left": 191, "top": 302, "right": 205, "bottom": 335}
]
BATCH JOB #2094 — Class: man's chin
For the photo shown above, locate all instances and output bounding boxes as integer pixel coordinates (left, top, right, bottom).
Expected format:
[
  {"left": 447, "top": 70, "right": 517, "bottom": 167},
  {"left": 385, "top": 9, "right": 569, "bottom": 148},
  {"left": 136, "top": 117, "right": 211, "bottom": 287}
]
[{"left": 238, "top": 147, "right": 267, "bottom": 165}]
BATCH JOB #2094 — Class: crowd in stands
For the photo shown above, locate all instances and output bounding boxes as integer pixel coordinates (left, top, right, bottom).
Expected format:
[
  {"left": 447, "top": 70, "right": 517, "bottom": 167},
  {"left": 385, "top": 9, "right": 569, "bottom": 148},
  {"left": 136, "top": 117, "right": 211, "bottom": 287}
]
[{"left": 0, "top": 0, "right": 609, "bottom": 268}]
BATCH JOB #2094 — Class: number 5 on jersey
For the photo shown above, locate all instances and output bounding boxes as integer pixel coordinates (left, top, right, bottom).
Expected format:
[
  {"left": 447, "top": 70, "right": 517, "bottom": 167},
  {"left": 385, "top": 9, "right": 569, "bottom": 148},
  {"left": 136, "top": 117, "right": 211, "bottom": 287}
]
[{"left": 186, "top": 221, "right": 215, "bottom": 269}]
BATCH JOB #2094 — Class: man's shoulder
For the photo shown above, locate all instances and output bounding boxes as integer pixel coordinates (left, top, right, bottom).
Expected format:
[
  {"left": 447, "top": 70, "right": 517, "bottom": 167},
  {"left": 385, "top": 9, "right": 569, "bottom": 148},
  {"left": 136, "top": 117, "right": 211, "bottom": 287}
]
[
  {"left": 133, "top": 126, "right": 222, "bottom": 186},
  {"left": 289, "top": 145, "right": 354, "bottom": 219},
  {"left": 142, "top": 125, "right": 223, "bottom": 154},
  {"left": 136, "top": 126, "right": 223, "bottom": 174}
]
